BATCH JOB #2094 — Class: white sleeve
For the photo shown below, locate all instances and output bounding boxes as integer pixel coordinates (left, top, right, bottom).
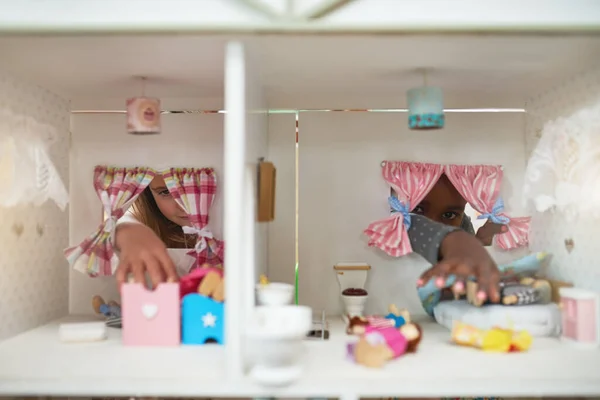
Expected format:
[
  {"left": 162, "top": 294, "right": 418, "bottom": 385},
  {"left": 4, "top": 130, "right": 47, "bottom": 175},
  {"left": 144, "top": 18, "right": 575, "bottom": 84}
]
[{"left": 116, "top": 210, "right": 142, "bottom": 226}]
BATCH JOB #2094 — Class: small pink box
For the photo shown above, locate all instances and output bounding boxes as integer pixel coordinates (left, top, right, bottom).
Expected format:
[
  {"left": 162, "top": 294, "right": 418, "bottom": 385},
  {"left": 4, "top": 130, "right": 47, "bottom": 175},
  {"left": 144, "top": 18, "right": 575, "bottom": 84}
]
[
  {"left": 121, "top": 282, "right": 180, "bottom": 346},
  {"left": 559, "top": 287, "right": 600, "bottom": 348}
]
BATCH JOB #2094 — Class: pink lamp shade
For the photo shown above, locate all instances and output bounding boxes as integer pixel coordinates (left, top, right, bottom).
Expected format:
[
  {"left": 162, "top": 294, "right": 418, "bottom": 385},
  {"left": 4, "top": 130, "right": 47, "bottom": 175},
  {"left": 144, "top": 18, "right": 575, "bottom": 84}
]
[{"left": 126, "top": 97, "right": 161, "bottom": 135}]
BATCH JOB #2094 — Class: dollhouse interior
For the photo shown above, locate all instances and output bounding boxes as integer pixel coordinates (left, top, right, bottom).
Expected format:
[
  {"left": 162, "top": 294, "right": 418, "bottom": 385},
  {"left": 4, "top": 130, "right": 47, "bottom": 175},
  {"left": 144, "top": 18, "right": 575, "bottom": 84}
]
[{"left": 1, "top": 8, "right": 600, "bottom": 399}]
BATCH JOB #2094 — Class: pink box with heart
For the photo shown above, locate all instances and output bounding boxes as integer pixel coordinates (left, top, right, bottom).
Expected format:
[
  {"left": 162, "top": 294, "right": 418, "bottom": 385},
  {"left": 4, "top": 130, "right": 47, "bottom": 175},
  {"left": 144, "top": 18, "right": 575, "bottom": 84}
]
[{"left": 121, "top": 282, "right": 181, "bottom": 346}]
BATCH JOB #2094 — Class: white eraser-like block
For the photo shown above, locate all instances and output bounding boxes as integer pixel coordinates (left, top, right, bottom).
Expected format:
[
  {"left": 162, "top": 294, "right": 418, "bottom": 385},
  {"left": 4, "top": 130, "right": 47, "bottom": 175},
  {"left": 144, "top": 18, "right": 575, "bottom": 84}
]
[{"left": 59, "top": 322, "right": 108, "bottom": 343}]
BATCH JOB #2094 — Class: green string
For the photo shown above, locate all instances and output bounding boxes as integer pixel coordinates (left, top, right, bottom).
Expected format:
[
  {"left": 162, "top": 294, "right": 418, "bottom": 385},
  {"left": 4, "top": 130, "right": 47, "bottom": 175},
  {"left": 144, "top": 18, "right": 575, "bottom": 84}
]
[{"left": 294, "top": 262, "right": 299, "bottom": 305}]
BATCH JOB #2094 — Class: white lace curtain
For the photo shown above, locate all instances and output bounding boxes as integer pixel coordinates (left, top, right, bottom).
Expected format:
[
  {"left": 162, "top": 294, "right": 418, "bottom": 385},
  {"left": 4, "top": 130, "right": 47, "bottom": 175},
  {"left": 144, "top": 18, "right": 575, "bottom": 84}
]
[
  {"left": 523, "top": 99, "right": 600, "bottom": 220},
  {"left": 0, "top": 108, "right": 69, "bottom": 210}
]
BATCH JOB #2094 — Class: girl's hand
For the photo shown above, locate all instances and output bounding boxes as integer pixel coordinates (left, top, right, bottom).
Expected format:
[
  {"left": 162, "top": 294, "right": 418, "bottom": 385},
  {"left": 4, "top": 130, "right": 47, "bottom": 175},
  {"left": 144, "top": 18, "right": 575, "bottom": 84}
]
[
  {"left": 475, "top": 219, "right": 507, "bottom": 246},
  {"left": 417, "top": 230, "right": 501, "bottom": 303},
  {"left": 115, "top": 223, "right": 179, "bottom": 288}
]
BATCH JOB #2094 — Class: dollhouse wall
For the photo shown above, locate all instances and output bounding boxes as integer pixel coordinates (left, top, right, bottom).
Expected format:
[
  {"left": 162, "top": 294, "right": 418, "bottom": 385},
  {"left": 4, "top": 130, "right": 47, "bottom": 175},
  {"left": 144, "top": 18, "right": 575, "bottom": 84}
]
[
  {"left": 68, "top": 97, "right": 227, "bottom": 314},
  {"left": 292, "top": 109, "right": 528, "bottom": 316},
  {"left": 265, "top": 114, "right": 297, "bottom": 285},
  {"left": 243, "top": 50, "right": 269, "bottom": 284},
  {"left": 525, "top": 67, "right": 600, "bottom": 293},
  {"left": 0, "top": 70, "right": 70, "bottom": 340},
  {"left": 68, "top": 71, "right": 270, "bottom": 314}
]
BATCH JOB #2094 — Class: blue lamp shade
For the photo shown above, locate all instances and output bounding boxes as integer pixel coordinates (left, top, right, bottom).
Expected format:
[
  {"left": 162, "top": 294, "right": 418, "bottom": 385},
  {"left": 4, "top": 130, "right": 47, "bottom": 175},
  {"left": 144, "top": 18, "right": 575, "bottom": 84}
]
[{"left": 407, "top": 86, "right": 444, "bottom": 130}]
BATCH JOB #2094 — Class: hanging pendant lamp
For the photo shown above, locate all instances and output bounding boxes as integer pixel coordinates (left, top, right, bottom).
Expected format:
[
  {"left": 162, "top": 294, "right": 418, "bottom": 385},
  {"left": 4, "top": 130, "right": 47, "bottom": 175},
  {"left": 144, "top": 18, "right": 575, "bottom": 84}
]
[
  {"left": 127, "top": 77, "right": 161, "bottom": 135},
  {"left": 407, "top": 69, "right": 444, "bottom": 130}
]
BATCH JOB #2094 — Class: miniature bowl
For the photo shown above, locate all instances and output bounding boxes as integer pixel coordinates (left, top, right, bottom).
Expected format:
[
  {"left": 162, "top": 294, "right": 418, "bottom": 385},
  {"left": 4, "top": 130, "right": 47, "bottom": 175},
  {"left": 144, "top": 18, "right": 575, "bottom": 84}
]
[
  {"left": 247, "top": 305, "right": 312, "bottom": 339},
  {"left": 247, "top": 336, "right": 305, "bottom": 368},
  {"left": 256, "top": 282, "right": 294, "bottom": 306},
  {"left": 246, "top": 305, "right": 312, "bottom": 368}
]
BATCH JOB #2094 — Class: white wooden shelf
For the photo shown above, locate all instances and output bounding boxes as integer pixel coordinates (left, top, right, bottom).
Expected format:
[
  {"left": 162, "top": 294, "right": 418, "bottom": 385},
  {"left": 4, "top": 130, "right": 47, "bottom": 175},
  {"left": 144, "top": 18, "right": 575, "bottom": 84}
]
[{"left": 1, "top": 316, "right": 599, "bottom": 398}]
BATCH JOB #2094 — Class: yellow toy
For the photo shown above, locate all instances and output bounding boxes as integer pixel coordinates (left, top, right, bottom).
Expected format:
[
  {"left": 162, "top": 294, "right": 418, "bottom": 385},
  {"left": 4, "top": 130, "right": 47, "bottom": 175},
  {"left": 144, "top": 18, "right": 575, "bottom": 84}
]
[
  {"left": 259, "top": 274, "right": 270, "bottom": 286},
  {"left": 451, "top": 321, "right": 532, "bottom": 353}
]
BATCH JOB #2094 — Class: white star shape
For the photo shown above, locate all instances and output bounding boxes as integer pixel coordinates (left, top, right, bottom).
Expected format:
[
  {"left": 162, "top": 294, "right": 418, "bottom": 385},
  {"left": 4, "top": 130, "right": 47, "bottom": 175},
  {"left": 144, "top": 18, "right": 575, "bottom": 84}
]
[{"left": 202, "top": 312, "right": 217, "bottom": 328}]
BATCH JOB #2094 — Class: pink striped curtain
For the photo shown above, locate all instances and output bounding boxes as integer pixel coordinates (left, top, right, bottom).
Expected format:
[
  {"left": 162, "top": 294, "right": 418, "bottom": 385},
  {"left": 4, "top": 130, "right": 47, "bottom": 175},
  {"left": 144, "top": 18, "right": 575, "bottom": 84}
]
[
  {"left": 162, "top": 167, "right": 224, "bottom": 271},
  {"left": 364, "top": 161, "right": 443, "bottom": 257},
  {"left": 64, "top": 166, "right": 156, "bottom": 276},
  {"left": 444, "top": 164, "right": 530, "bottom": 249}
]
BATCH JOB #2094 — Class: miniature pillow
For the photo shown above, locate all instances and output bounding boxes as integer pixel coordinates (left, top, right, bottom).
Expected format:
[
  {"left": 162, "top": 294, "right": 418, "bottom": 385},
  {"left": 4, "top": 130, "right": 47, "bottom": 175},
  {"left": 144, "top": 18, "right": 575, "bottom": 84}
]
[{"left": 433, "top": 300, "right": 562, "bottom": 337}]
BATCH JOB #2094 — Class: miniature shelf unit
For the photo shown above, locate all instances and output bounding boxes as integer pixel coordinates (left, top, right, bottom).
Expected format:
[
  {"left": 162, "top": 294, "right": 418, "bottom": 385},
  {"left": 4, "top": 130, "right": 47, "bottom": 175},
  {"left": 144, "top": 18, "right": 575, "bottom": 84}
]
[{"left": 1, "top": 2, "right": 600, "bottom": 397}]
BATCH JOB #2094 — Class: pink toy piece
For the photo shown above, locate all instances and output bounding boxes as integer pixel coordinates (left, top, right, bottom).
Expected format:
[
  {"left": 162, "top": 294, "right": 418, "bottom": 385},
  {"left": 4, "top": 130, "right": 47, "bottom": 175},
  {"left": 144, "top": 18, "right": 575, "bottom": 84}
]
[
  {"left": 559, "top": 287, "right": 600, "bottom": 348},
  {"left": 121, "top": 282, "right": 181, "bottom": 346},
  {"left": 179, "top": 267, "right": 224, "bottom": 299},
  {"left": 366, "top": 316, "right": 395, "bottom": 329},
  {"left": 370, "top": 327, "right": 408, "bottom": 357}
]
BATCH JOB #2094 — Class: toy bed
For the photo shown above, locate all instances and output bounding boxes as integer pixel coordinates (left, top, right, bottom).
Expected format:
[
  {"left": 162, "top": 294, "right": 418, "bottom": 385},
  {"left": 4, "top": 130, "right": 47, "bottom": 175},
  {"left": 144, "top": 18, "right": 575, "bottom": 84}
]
[{"left": 433, "top": 280, "right": 571, "bottom": 337}]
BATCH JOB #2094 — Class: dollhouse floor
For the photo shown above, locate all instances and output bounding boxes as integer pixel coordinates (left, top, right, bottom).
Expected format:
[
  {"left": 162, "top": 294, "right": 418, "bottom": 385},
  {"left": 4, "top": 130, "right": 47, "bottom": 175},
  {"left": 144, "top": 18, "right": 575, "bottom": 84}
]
[{"left": 0, "top": 316, "right": 599, "bottom": 399}]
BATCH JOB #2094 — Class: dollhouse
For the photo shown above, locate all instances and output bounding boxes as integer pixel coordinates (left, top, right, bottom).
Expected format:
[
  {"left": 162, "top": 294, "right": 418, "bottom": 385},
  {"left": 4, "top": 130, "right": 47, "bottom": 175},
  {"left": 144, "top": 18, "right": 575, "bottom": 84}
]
[{"left": 1, "top": 0, "right": 600, "bottom": 399}]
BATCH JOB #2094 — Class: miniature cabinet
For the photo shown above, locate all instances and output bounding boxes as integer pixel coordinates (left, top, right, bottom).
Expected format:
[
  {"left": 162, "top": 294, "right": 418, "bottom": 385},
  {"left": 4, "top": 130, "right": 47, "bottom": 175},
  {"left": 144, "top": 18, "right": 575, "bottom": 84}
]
[
  {"left": 560, "top": 287, "right": 600, "bottom": 348},
  {"left": 121, "top": 283, "right": 181, "bottom": 346},
  {"left": 182, "top": 294, "right": 225, "bottom": 345}
]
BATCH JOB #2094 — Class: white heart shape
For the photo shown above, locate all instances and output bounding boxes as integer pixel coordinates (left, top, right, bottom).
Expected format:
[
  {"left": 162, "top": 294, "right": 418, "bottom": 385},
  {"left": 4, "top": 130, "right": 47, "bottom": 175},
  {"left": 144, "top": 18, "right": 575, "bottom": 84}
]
[{"left": 142, "top": 304, "right": 158, "bottom": 320}]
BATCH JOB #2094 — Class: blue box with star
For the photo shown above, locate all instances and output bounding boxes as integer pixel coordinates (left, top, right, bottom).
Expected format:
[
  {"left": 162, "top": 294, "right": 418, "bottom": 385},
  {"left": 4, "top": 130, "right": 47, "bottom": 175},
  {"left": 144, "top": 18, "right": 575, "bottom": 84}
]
[{"left": 181, "top": 293, "right": 225, "bottom": 345}]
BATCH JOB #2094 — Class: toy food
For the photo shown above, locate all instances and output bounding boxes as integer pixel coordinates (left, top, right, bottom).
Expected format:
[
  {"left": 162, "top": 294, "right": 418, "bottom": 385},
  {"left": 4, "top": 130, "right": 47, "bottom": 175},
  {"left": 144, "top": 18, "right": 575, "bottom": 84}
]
[
  {"left": 342, "top": 288, "right": 368, "bottom": 296},
  {"left": 198, "top": 270, "right": 224, "bottom": 299},
  {"left": 212, "top": 278, "right": 225, "bottom": 302},
  {"left": 180, "top": 265, "right": 224, "bottom": 299},
  {"left": 451, "top": 321, "right": 532, "bottom": 352},
  {"left": 59, "top": 321, "right": 108, "bottom": 343},
  {"left": 348, "top": 322, "right": 423, "bottom": 368}
]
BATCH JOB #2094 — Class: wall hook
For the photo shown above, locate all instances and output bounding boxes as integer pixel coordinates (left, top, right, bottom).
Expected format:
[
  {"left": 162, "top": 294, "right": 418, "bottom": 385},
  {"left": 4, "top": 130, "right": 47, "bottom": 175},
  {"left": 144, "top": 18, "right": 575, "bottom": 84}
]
[
  {"left": 564, "top": 238, "right": 575, "bottom": 253},
  {"left": 36, "top": 223, "right": 45, "bottom": 237},
  {"left": 12, "top": 222, "right": 24, "bottom": 237}
]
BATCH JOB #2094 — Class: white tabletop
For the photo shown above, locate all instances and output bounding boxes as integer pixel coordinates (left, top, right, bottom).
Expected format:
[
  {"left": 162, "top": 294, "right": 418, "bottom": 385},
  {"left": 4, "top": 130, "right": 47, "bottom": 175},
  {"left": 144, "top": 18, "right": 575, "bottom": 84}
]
[{"left": 0, "top": 315, "right": 599, "bottom": 398}]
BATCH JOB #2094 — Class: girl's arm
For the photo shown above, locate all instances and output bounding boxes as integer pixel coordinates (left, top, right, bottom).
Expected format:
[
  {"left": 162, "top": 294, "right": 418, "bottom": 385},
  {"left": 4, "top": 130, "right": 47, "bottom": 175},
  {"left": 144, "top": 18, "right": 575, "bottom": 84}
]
[
  {"left": 407, "top": 214, "right": 458, "bottom": 265},
  {"left": 114, "top": 210, "right": 147, "bottom": 251},
  {"left": 410, "top": 214, "right": 501, "bottom": 303},
  {"left": 114, "top": 211, "right": 178, "bottom": 286}
]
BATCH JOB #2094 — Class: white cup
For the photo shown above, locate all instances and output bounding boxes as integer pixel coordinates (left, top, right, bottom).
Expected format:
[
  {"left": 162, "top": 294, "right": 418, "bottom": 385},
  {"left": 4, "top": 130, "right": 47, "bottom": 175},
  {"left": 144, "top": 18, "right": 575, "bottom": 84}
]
[{"left": 256, "top": 283, "right": 294, "bottom": 306}]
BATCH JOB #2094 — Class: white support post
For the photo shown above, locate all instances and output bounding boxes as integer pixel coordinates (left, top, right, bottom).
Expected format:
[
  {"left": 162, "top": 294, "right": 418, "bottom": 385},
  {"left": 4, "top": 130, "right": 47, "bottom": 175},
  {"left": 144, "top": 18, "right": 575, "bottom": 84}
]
[
  {"left": 243, "top": 164, "right": 257, "bottom": 331},
  {"left": 224, "top": 41, "right": 246, "bottom": 380}
]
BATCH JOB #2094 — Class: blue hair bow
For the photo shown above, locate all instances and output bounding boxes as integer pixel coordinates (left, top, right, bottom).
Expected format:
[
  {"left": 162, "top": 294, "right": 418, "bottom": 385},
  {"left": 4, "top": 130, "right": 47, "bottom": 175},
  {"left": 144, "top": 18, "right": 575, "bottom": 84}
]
[
  {"left": 388, "top": 196, "right": 412, "bottom": 230},
  {"left": 477, "top": 197, "right": 510, "bottom": 225}
]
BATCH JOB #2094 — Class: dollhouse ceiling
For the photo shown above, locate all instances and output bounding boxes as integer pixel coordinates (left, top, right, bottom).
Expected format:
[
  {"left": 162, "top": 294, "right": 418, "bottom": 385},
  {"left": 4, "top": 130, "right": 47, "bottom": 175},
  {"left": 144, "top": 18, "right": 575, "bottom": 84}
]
[{"left": 0, "top": 34, "right": 598, "bottom": 105}]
